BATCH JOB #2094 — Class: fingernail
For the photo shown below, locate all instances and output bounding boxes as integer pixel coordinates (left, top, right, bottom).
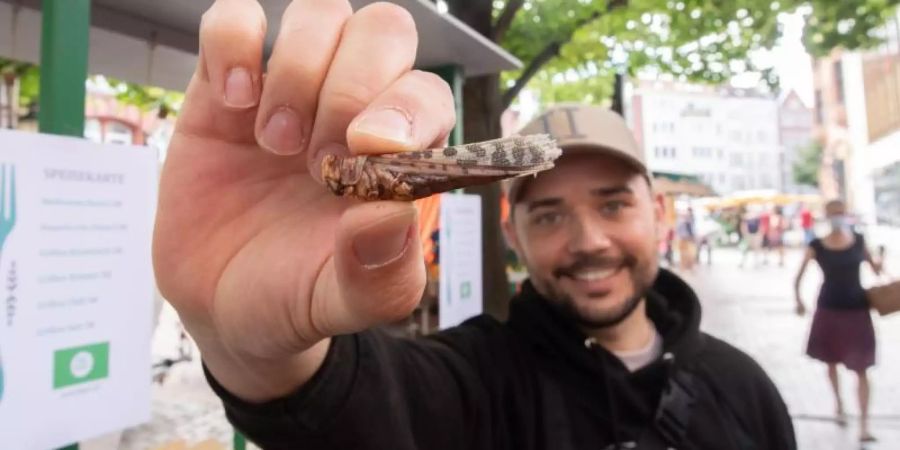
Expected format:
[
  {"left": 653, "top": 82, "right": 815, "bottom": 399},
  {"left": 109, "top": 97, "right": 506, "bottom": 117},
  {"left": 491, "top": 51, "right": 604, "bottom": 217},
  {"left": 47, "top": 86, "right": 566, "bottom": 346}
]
[
  {"left": 260, "top": 107, "right": 304, "bottom": 155},
  {"left": 352, "top": 209, "right": 415, "bottom": 269},
  {"left": 354, "top": 108, "right": 412, "bottom": 145},
  {"left": 224, "top": 67, "right": 256, "bottom": 108}
]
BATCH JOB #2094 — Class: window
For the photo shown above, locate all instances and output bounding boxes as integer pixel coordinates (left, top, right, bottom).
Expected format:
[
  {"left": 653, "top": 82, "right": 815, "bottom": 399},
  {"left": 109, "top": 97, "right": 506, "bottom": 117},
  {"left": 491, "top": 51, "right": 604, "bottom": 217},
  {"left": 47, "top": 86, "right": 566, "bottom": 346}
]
[
  {"left": 85, "top": 119, "right": 102, "bottom": 143},
  {"left": 834, "top": 60, "right": 845, "bottom": 103},
  {"left": 105, "top": 121, "right": 134, "bottom": 145},
  {"left": 655, "top": 147, "right": 678, "bottom": 159},
  {"left": 815, "top": 89, "right": 824, "bottom": 124}
]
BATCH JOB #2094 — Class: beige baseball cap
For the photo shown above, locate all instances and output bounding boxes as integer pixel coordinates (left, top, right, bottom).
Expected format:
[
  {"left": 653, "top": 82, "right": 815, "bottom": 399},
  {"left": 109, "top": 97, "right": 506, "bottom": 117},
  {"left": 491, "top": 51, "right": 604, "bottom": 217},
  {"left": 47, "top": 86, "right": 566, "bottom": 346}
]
[{"left": 505, "top": 104, "right": 647, "bottom": 204}]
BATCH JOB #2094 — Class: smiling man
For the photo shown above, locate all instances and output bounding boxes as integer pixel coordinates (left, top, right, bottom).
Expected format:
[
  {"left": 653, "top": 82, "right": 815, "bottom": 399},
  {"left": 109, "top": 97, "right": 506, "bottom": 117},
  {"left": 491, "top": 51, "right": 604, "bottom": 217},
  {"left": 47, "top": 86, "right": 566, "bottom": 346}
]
[
  {"left": 493, "top": 106, "right": 796, "bottom": 448},
  {"left": 153, "top": 1, "right": 794, "bottom": 447},
  {"left": 199, "top": 107, "right": 796, "bottom": 450}
]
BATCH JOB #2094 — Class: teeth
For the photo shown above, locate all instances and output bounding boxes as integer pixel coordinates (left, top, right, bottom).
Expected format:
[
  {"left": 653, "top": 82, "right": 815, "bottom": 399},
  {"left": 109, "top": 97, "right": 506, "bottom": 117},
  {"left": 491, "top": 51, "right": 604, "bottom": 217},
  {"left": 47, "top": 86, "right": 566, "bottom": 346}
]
[{"left": 572, "top": 268, "right": 616, "bottom": 281}]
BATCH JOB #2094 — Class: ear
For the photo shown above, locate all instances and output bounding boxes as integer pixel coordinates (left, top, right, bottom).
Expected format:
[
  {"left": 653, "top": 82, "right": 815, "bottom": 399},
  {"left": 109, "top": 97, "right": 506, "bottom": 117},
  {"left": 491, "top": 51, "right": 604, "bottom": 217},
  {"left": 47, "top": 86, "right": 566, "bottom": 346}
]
[
  {"left": 502, "top": 214, "right": 524, "bottom": 260},
  {"left": 653, "top": 192, "right": 667, "bottom": 241}
]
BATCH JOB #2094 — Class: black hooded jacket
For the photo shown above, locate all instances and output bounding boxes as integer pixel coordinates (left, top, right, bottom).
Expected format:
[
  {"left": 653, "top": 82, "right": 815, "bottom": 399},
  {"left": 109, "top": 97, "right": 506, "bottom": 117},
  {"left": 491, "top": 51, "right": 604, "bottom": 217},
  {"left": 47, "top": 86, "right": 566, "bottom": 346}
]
[{"left": 206, "top": 269, "right": 796, "bottom": 449}]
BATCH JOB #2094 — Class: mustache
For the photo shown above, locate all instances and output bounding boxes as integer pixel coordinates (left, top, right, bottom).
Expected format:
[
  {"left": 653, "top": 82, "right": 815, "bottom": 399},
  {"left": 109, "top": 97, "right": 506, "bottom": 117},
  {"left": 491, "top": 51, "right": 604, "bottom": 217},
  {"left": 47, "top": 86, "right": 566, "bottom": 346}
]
[{"left": 552, "top": 253, "right": 635, "bottom": 279}]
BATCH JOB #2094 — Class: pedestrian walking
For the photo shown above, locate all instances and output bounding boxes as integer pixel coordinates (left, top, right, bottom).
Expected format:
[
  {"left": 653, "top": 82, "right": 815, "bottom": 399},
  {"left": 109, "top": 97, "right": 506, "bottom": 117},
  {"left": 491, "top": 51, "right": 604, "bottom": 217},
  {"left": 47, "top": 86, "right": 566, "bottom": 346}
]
[
  {"left": 767, "top": 206, "right": 786, "bottom": 267},
  {"left": 799, "top": 203, "right": 815, "bottom": 244},
  {"left": 676, "top": 208, "right": 696, "bottom": 271},
  {"left": 740, "top": 209, "right": 762, "bottom": 268},
  {"left": 794, "top": 199, "right": 884, "bottom": 443}
]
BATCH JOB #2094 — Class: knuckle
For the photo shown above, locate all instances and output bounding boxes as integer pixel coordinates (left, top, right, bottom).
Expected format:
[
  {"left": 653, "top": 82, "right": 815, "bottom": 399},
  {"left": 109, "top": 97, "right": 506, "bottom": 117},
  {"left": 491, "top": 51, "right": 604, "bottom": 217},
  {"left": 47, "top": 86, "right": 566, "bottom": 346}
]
[
  {"left": 369, "top": 272, "right": 424, "bottom": 320},
  {"left": 408, "top": 70, "right": 450, "bottom": 95},
  {"left": 266, "top": 52, "right": 320, "bottom": 83},
  {"left": 406, "top": 71, "right": 456, "bottom": 122},
  {"left": 200, "top": 0, "right": 267, "bottom": 41},
  {"left": 327, "top": 82, "right": 379, "bottom": 115},
  {"left": 353, "top": 2, "right": 416, "bottom": 36},
  {"left": 284, "top": 0, "right": 352, "bottom": 25}
]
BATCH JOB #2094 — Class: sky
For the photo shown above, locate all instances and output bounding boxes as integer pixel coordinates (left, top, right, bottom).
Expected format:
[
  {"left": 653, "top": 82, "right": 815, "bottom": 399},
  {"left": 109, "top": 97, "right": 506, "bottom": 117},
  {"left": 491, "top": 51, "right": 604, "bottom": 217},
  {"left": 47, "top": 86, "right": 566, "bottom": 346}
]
[
  {"left": 736, "top": 10, "right": 815, "bottom": 106},
  {"left": 514, "top": 10, "right": 817, "bottom": 124}
]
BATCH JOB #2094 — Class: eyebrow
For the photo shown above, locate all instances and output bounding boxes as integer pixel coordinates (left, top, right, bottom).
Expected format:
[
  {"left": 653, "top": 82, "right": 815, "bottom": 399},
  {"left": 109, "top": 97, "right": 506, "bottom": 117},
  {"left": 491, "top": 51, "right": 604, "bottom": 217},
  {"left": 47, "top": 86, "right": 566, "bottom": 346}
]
[
  {"left": 526, "top": 198, "right": 563, "bottom": 212},
  {"left": 590, "top": 186, "right": 634, "bottom": 196},
  {"left": 525, "top": 186, "right": 634, "bottom": 212}
]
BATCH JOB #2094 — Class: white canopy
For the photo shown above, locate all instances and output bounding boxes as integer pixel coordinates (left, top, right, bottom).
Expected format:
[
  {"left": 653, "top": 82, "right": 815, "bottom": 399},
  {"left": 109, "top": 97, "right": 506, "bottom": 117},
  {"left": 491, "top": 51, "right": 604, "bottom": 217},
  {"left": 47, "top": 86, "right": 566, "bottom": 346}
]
[{"left": 0, "top": 0, "right": 520, "bottom": 91}]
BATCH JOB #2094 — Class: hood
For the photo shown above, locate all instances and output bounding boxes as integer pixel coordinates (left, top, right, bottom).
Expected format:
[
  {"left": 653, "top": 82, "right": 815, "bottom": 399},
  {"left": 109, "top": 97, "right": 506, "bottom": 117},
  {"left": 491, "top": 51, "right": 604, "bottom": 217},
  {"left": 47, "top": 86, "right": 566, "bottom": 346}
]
[
  {"left": 505, "top": 268, "right": 706, "bottom": 445},
  {"left": 507, "top": 268, "right": 705, "bottom": 373}
]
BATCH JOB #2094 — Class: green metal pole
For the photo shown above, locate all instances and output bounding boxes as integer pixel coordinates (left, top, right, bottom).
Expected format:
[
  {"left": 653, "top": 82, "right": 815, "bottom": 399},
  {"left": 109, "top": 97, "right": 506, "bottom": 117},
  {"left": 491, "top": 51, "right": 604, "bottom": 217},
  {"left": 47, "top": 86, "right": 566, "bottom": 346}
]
[
  {"left": 39, "top": 2, "right": 90, "bottom": 450},
  {"left": 426, "top": 65, "right": 464, "bottom": 146},
  {"left": 233, "top": 431, "right": 247, "bottom": 450},
  {"left": 38, "top": 0, "right": 90, "bottom": 137}
]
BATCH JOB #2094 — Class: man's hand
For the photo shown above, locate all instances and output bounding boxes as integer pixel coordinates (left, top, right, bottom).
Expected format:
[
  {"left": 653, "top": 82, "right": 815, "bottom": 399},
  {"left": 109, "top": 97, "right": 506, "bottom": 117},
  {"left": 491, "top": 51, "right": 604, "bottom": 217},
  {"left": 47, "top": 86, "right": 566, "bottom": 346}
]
[{"left": 152, "top": 0, "right": 455, "bottom": 402}]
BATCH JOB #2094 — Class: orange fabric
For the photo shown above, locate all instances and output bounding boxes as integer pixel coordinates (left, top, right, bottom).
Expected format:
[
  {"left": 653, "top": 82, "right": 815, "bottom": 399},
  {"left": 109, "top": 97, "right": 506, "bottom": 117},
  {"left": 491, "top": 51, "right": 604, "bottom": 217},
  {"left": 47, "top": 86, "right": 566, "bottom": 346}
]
[
  {"left": 415, "top": 195, "right": 441, "bottom": 264},
  {"left": 500, "top": 192, "right": 510, "bottom": 223}
]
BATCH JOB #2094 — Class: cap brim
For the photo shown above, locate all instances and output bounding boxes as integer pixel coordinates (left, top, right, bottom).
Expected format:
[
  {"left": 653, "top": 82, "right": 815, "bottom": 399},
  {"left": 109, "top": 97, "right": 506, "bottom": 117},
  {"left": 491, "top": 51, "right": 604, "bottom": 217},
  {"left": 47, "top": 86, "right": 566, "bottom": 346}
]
[{"left": 505, "top": 143, "right": 648, "bottom": 205}]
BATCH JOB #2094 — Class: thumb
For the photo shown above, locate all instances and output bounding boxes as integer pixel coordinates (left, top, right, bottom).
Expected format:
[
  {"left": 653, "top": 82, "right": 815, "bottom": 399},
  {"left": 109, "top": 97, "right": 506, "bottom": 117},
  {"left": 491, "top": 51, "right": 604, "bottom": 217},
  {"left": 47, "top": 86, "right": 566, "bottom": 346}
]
[{"left": 311, "top": 201, "right": 424, "bottom": 337}]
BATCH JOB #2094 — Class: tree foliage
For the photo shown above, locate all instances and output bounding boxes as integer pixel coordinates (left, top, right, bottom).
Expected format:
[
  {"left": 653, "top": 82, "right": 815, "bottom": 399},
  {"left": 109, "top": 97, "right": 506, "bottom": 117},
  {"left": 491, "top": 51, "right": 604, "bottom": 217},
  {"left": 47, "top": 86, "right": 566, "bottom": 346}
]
[
  {"left": 793, "top": 141, "right": 823, "bottom": 187},
  {"left": 804, "top": 0, "right": 900, "bottom": 56},
  {"left": 104, "top": 77, "right": 184, "bottom": 119},
  {"left": 0, "top": 58, "right": 40, "bottom": 111},
  {"left": 492, "top": 0, "right": 900, "bottom": 107}
]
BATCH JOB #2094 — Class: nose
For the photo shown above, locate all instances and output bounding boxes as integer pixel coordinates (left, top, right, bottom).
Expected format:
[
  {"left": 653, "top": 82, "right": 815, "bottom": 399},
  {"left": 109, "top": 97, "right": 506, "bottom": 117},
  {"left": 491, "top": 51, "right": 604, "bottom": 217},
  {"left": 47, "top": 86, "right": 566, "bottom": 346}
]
[{"left": 566, "top": 209, "right": 612, "bottom": 254}]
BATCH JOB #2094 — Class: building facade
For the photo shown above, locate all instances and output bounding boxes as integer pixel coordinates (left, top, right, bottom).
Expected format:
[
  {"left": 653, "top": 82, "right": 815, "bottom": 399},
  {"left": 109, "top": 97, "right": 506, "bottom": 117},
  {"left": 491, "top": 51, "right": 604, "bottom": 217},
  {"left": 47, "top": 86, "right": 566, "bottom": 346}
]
[
  {"left": 813, "top": 9, "right": 900, "bottom": 225},
  {"left": 778, "top": 90, "right": 814, "bottom": 194},
  {"left": 631, "top": 81, "right": 783, "bottom": 195}
]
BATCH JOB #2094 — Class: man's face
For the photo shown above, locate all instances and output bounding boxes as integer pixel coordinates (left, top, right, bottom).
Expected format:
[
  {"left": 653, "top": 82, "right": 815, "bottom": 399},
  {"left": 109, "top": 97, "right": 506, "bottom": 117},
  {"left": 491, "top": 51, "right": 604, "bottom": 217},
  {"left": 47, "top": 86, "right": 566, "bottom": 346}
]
[{"left": 503, "top": 152, "right": 664, "bottom": 329}]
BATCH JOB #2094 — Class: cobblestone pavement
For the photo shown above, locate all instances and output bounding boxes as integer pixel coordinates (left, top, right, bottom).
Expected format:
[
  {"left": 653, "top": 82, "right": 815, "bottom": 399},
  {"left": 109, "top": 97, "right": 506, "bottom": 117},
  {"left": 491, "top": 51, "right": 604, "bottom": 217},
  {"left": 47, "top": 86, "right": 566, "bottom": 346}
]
[
  {"left": 677, "top": 237, "right": 900, "bottom": 450},
  {"left": 87, "top": 227, "right": 900, "bottom": 450}
]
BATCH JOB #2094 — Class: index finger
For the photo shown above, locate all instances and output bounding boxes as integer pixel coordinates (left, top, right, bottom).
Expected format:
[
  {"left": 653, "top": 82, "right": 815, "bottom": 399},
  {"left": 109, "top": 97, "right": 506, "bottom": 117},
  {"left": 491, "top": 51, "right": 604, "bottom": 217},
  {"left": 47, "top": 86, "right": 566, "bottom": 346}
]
[{"left": 176, "top": 0, "right": 267, "bottom": 144}]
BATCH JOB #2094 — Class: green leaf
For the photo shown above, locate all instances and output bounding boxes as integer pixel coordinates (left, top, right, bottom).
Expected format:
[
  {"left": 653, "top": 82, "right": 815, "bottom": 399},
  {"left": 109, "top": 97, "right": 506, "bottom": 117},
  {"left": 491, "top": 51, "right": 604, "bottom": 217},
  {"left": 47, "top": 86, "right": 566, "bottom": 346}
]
[{"left": 492, "top": 0, "right": 900, "bottom": 106}]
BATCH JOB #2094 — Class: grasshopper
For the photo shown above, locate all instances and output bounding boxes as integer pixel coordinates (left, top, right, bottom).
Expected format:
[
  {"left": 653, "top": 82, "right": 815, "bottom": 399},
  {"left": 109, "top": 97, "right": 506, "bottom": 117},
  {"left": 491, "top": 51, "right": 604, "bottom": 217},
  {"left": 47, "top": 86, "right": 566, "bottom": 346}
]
[{"left": 322, "top": 134, "right": 561, "bottom": 201}]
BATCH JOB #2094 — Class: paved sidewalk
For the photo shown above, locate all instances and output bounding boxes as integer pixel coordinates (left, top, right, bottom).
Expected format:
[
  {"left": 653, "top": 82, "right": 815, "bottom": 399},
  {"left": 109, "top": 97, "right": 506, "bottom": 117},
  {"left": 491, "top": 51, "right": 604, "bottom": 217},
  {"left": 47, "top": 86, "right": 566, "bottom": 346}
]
[
  {"left": 678, "top": 245, "right": 900, "bottom": 450},
  {"left": 91, "top": 232, "right": 900, "bottom": 450}
]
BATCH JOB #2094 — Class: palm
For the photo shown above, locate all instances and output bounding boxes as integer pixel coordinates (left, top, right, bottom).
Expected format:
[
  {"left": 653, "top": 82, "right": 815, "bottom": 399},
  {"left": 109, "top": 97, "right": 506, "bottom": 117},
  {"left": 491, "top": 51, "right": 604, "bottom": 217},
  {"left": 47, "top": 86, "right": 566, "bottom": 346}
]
[
  {"left": 154, "top": 105, "right": 348, "bottom": 358},
  {"left": 152, "top": 0, "right": 452, "bottom": 401}
]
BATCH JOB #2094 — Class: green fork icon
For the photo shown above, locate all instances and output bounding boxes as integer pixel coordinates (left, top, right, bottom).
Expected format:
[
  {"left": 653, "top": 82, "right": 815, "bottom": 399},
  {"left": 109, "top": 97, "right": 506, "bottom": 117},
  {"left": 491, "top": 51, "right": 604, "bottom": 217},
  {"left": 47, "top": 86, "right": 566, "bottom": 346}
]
[{"left": 0, "top": 163, "right": 16, "bottom": 403}]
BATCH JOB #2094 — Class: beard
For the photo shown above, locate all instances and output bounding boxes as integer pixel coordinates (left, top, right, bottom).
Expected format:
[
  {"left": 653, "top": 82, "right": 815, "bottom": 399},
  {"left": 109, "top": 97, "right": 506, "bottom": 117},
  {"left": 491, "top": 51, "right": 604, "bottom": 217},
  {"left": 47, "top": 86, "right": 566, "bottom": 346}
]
[{"left": 529, "top": 251, "right": 658, "bottom": 329}]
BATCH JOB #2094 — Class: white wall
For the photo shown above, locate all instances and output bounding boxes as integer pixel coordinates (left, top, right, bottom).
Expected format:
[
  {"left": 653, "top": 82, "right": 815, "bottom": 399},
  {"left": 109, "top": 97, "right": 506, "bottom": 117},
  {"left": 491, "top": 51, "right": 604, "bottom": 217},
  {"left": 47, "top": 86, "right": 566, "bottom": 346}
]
[
  {"left": 0, "top": 2, "right": 195, "bottom": 92},
  {"left": 639, "top": 87, "right": 782, "bottom": 195},
  {"left": 842, "top": 52, "right": 900, "bottom": 224}
]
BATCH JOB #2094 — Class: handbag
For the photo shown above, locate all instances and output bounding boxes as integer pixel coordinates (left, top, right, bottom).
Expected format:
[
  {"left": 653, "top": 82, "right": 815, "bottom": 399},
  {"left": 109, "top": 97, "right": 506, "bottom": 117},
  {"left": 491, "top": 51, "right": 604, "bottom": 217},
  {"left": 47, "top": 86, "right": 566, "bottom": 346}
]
[{"left": 867, "top": 278, "right": 900, "bottom": 316}]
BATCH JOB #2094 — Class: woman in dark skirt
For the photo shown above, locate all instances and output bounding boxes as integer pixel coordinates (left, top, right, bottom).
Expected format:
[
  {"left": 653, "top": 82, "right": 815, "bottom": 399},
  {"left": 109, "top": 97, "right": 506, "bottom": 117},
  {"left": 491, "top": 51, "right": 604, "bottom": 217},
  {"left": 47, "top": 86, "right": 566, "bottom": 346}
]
[{"left": 794, "top": 199, "right": 883, "bottom": 442}]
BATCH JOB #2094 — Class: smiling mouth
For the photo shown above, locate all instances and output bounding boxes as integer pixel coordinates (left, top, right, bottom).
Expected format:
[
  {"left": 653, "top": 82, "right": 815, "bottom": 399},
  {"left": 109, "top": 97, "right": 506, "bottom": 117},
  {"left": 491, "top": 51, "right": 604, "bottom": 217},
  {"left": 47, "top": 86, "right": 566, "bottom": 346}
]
[{"left": 568, "top": 267, "right": 620, "bottom": 282}]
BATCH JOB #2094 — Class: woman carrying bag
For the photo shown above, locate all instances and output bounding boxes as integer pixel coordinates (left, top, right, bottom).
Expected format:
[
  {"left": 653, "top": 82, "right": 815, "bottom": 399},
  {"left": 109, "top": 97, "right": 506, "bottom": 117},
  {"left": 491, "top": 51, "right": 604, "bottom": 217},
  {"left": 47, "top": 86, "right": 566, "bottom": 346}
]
[
  {"left": 794, "top": 199, "right": 884, "bottom": 443},
  {"left": 866, "top": 245, "right": 900, "bottom": 317}
]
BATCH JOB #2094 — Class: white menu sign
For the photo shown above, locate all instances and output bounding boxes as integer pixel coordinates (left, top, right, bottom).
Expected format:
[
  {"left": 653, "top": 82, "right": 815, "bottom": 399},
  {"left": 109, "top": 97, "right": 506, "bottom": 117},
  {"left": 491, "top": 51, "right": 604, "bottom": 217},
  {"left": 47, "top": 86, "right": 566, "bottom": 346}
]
[
  {"left": 0, "top": 130, "right": 157, "bottom": 449},
  {"left": 438, "top": 193, "right": 483, "bottom": 329}
]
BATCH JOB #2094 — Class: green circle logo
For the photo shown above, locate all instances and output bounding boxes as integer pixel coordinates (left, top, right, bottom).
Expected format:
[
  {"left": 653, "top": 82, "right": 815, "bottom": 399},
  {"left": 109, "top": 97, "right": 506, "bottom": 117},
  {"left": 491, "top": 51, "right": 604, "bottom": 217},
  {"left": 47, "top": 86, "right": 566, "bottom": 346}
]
[{"left": 70, "top": 351, "right": 95, "bottom": 379}]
